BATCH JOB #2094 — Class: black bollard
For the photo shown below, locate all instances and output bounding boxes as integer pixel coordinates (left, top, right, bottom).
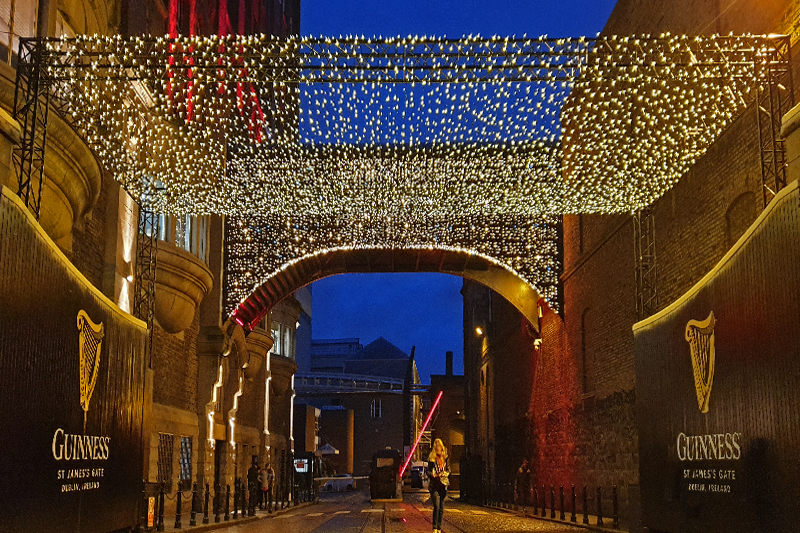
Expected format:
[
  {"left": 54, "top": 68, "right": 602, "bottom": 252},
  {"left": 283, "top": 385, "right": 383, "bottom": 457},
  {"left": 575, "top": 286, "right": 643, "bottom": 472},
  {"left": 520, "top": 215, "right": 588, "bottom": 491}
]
[
  {"left": 190, "top": 482, "right": 197, "bottom": 526},
  {"left": 541, "top": 485, "right": 546, "bottom": 517},
  {"left": 582, "top": 485, "right": 589, "bottom": 525},
  {"left": 157, "top": 483, "right": 165, "bottom": 532},
  {"left": 560, "top": 485, "right": 565, "bottom": 520},
  {"left": 533, "top": 487, "right": 538, "bottom": 515},
  {"left": 596, "top": 486, "right": 604, "bottom": 527},
  {"left": 571, "top": 485, "right": 577, "bottom": 522},
  {"left": 233, "top": 481, "right": 239, "bottom": 519},
  {"left": 214, "top": 484, "right": 221, "bottom": 523},
  {"left": 613, "top": 485, "right": 619, "bottom": 529},
  {"left": 203, "top": 483, "right": 210, "bottom": 524},
  {"left": 224, "top": 484, "right": 230, "bottom": 521},
  {"left": 550, "top": 485, "right": 555, "bottom": 519},
  {"left": 174, "top": 488, "right": 183, "bottom": 529}
]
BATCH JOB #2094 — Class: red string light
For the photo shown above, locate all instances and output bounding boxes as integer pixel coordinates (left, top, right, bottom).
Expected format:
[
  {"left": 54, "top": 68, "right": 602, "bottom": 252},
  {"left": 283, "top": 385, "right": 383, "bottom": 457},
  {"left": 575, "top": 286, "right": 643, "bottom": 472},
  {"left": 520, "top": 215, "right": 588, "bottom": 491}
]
[{"left": 400, "top": 390, "right": 443, "bottom": 477}]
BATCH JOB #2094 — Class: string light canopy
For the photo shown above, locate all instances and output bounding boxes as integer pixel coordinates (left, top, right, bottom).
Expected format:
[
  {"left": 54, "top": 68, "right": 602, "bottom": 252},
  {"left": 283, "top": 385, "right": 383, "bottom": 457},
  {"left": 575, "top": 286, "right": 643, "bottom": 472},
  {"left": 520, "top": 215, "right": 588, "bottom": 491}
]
[
  {"left": 18, "top": 33, "right": 790, "bottom": 317},
  {"left": 34, "top": 33, "right": 786, "bottom": 216}
]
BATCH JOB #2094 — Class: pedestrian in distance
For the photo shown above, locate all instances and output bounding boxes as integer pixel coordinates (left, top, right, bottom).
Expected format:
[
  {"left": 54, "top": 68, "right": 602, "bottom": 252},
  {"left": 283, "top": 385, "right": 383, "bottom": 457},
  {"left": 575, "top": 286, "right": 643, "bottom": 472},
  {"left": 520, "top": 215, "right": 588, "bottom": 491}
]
[
  {"left": 515, "top": 459, "right": 529, "bottom": 506},
  {"left": 265, "top": 463, "right": 275, "bottom": 513},
  {"left": 258, "top": 464, "right": 266, "bottom": 510},
  {"left": 247, "top": 461, "right": 259, "bottom": 515},
  {"left": 428, "top": 438, "right": 450, "bottom": 533}
]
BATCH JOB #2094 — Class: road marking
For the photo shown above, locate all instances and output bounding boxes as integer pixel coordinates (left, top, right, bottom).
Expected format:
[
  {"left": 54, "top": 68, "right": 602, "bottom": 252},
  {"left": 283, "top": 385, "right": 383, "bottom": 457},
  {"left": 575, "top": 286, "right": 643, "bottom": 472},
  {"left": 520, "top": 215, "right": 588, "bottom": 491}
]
[
  {"left": 470, "top": 510, "right": 489, "bottom": 515},
  {"left": 388, "top": 508, "right": 405, "bottom": 512},
  {"left": 306, "top": 512, "right": 324, "bottom": 517},
  {"left": 334, "top": 510, "right": 351, "bottom": 514},
  {"left": 447, "top": 509, "right": 462, "bottom": 513},
  {"left": 361, "top": 508, "right": 383, "bottom": 513}
]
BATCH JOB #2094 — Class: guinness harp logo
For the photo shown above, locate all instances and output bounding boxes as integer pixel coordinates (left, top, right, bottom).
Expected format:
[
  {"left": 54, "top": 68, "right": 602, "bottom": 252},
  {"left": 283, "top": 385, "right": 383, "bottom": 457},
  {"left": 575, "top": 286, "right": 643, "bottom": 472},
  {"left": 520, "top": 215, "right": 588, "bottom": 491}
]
[
  {"left": 684, "top": 311, "right": 716, "bottom": 413},
  {"left": 77, "top": 310, "right": 104, "bottom": 430}
]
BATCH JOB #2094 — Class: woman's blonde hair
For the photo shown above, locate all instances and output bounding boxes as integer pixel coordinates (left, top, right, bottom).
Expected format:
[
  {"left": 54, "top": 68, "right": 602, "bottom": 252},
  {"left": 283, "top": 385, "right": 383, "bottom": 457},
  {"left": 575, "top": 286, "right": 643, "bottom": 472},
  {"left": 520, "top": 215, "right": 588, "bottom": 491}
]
[{"left": 428, "top": 438, "right": 448, "bottom": 461}]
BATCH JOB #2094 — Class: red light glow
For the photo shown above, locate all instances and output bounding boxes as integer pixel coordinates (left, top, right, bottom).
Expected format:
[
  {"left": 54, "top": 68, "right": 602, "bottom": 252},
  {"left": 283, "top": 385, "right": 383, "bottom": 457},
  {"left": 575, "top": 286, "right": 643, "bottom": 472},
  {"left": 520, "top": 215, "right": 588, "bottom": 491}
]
[{"left": 399, "top": 390, "right": 444, "bottom": 477}]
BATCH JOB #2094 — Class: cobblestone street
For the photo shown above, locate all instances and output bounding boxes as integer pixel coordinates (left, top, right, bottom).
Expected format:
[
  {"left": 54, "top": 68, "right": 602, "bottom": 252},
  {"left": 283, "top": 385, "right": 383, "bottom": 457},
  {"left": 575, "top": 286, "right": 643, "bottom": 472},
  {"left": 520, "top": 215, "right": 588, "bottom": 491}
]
[{"left": 205, "top": 491, "right": 588, "bottom": 533}]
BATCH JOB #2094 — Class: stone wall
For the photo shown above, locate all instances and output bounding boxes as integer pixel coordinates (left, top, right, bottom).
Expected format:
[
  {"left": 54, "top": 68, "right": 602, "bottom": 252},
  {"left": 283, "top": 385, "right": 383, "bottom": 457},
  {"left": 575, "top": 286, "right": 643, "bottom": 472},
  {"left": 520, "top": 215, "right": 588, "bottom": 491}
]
[{"left": 152, "top": 312, "right": 200, "bottom": 413}]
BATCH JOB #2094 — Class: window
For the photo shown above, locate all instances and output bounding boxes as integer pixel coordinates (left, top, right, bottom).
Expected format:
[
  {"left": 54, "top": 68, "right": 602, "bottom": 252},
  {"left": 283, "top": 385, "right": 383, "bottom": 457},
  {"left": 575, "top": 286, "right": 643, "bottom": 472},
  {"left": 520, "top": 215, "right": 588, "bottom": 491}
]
[
  {"left": 371, "top": 399, "right": 382, "bottom": 419},
  {"left": 0, "top": 0, "right": 37, "bottom": 64},
  {"left": 271, "top": 322, "right": 282, "bottom": 356},
  {"left": 283, "top": 325, "right": 293, "bottom": 359},
  {"left": 157, "top": 433, "right": 175, "bottom": 488},
  {"left": 179, "top": 436, "right": 192, "bottom": 490}
]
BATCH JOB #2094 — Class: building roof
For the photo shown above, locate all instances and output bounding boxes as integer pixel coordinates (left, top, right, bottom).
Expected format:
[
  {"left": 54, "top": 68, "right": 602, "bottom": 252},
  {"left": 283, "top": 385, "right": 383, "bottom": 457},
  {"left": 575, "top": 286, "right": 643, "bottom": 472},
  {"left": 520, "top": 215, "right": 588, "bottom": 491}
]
[{"left": 351, "top": 337, "right": 409, "bottom": 360}]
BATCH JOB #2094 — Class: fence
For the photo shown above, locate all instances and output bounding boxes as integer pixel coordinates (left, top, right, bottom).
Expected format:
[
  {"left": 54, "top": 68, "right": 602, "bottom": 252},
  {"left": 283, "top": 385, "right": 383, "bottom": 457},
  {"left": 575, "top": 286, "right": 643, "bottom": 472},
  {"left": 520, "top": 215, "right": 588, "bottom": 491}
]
[
  {"left": 141, "top": 477, "right": 318, "bottom": 531},
  {"left": 483, "top": 481, "right": 621, "bottom": 529}
]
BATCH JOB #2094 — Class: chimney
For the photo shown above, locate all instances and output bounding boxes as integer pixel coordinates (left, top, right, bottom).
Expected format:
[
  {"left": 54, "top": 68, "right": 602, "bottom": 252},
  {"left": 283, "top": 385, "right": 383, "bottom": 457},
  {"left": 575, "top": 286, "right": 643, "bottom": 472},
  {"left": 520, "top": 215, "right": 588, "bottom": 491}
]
[{"left": 445, "top": 351, "right": 453, "bottom": 376}]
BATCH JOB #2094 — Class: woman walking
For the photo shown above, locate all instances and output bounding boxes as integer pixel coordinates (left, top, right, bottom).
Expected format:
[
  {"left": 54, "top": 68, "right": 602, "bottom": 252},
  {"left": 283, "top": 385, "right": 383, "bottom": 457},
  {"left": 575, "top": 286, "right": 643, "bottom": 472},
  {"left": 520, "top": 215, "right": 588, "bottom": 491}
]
[{"left": 428, "top": 438, "right": 450, "bottom": 533}]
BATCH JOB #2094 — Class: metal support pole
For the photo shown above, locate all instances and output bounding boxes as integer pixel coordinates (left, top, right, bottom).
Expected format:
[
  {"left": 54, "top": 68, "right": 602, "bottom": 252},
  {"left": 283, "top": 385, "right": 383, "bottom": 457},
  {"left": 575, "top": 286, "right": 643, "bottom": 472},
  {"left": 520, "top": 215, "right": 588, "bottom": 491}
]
[
  {"left": 156, "top": 483, "right": 165, "bottom": 532},
  {"left": 596, "top": 486, "right": 604, "bottom": 527},
  {"left": 233, "top": 481, "right": 239, "bottom": 519},
  {"left": 571, "top": 485, "right": 577, "bottom": 522},
  {"left": 203, "top": 483, "right": 209, "bottom": 524},
  {"left": 613, "top": 485, "right": 620, "bottom": 529},
  {"left": 190, "top": 482, "right": 197, "bottom": 526},
  {"left": 174, "top": 489, "right": 182, "bottom": 529},
  {"left": 225, "top": 484, "right": 230, "bottom": 521},
  {"left": 583, "top": 485, "right": 589, "bottom": 525},
  {"left": 550, "top": 485, "right": 555, "bottom": 519},
  {"left": 533, "top": 487, "right": 538, "bottom": 515},
  {"left": 541, "top": 485, "right": 546, "bottom": 517},
  {"left": 214, "top": 484, "right": 221, "bottom": 523},
  {"left": 560, "top": 485, "right": 565, "bottom": 520}
]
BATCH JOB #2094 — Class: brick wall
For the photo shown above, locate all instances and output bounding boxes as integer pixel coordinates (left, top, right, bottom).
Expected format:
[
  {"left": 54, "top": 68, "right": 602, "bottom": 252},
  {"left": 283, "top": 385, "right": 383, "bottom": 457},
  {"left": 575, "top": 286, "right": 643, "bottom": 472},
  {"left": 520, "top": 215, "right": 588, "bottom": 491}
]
[{"left": 152, "top": 310, "right": 199, "bottom": 412}]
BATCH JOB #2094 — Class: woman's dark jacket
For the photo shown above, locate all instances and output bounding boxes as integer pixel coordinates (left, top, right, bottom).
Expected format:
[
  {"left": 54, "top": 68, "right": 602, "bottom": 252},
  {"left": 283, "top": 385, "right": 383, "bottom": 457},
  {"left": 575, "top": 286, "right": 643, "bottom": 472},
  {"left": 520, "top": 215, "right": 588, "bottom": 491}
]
[{"left": 428, "top": 456, "right": 450, "bottom": 492}]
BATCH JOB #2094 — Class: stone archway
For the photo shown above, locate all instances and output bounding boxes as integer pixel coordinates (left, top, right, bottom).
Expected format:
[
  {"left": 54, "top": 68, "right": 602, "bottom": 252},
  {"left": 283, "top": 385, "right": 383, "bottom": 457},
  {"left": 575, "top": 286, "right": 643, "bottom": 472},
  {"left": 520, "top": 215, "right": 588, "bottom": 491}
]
[{"left": 228, "top": 246, "right": 544, "bottom": 332}]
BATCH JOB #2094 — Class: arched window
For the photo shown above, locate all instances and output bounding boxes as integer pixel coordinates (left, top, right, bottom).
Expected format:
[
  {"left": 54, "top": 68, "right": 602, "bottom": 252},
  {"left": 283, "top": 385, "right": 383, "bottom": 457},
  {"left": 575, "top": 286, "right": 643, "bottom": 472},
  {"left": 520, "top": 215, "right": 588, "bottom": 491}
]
[{"left": 725, "top": 192, "right": 757, "bottom": 249}]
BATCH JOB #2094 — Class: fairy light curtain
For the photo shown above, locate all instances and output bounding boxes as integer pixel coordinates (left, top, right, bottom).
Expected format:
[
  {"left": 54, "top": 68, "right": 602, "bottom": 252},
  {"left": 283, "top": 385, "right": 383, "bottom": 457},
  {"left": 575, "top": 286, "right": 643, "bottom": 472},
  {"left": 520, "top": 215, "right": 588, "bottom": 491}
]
[{"left": 30, "top": 32, "right": 785, "bottom": 313}]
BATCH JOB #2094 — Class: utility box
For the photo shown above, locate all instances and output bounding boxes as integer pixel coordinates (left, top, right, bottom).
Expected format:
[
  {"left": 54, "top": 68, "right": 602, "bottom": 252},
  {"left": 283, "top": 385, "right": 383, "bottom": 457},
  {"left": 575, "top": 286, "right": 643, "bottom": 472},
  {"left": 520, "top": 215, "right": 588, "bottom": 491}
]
[{"left": 370, "top": 449, "right": 401, "bottom": 501}]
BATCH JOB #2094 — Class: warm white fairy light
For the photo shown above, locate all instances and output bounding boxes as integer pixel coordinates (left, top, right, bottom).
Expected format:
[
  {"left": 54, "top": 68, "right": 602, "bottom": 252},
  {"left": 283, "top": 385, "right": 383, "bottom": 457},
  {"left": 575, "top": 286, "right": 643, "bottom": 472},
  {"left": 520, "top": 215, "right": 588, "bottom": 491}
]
[
  {"left": 224, "top": 213, "right": 561, "bottom": 315},
  {"left": 40, "top": 33, "right": 780, "bottom": 216},
  {"left": 33, "top": 33, "right": 786, "bottom": 314}
]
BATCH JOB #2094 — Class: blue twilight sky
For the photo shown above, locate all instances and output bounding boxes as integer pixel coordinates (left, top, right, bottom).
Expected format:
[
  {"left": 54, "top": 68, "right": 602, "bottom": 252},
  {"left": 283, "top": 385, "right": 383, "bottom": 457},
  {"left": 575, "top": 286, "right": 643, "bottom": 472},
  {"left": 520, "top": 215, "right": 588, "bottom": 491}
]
[{"left": 301, "top": 0, "right": 618, "bottom": 384}]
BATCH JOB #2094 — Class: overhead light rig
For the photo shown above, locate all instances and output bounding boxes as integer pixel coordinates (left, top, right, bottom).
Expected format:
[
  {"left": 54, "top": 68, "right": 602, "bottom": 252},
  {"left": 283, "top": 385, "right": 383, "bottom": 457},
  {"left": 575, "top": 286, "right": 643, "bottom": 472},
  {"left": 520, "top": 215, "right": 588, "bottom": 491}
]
[{"left": 10, "top": 33, "right": 792, "bottom": 319}]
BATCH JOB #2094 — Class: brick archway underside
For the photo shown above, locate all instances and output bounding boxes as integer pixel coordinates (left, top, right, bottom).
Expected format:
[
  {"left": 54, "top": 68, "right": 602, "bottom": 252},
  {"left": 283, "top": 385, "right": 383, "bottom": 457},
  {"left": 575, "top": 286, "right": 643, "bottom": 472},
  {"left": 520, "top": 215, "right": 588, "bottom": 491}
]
[{"left": 228, "top": 247, "right": 542, "bottom": 333}]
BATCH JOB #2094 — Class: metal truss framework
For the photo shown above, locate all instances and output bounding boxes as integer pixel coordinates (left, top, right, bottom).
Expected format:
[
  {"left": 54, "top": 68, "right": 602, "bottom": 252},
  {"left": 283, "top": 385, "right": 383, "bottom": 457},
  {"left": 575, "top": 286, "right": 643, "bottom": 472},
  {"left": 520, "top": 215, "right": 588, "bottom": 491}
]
[
  {"left": 755, "top": 36, "right": 794, "bottom": 209},
  {"left": 9, "top": 34, "right": 794, "bottom": 322},
  {"left": 633, "top": 208, "right": 657, "bottom": 321},
  {"left": 134, "top": 208, "right": 158, "bottom": 364},
  {"left": 12, "top": 40, "right": 50, "bottom": 219}
]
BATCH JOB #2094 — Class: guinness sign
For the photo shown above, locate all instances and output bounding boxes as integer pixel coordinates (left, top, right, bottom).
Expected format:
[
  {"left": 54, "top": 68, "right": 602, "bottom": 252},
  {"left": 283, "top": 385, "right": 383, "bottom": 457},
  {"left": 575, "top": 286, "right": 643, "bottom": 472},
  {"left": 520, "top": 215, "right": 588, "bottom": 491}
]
[
  {"left": 77, "top": 310, "right": 104, "bottom": 430},
  {"left": 684, "top": 311, "right": 715, "bottom": 413}
]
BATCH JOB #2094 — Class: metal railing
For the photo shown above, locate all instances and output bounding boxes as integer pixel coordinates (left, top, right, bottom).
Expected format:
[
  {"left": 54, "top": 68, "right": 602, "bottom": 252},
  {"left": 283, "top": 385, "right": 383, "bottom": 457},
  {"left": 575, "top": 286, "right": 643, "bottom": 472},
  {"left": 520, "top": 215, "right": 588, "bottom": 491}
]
[
  {"left": 483, "top": 481, "right": 621, "bottom": 530},
  {"left": 294, "top": 372, "right": 404, "bottom": 392}
]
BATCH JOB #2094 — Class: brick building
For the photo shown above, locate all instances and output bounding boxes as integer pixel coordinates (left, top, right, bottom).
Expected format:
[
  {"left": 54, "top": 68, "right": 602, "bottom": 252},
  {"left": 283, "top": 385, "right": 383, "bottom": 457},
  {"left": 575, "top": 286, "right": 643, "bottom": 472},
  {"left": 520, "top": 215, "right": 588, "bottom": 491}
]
[{"left": 463, "top": 0, "right": 800, "bottom": 525}]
